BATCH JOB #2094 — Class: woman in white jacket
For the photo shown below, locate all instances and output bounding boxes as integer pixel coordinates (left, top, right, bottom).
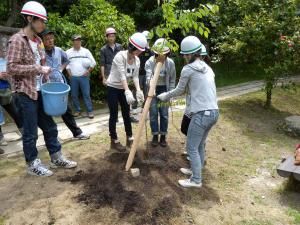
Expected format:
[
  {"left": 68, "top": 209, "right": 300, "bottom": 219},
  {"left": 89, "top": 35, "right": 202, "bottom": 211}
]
[
  {"left": 106, "top": 32, "right": 147, "bottom": 152},
  {"left": 158, "top": 36, "right": 219, "bottom": 188}
]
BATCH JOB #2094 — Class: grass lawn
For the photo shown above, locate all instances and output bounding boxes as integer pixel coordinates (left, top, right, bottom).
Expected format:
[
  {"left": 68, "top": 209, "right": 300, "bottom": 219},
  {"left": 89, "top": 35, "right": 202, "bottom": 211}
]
[{"left": 0, "top": 86, "right": 300, "bottom": 225}]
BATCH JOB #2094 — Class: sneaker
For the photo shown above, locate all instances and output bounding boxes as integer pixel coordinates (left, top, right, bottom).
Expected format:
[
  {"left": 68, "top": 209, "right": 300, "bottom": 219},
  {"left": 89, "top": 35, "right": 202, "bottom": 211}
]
[
  {"left": 111, "top": 139, "right": 126, "bottom": 152},
  {"left": 74, "top": 133, "right": 90, "bottom": 140},
  {"left": 151, "top": 135, "right": 159, "bottom": 147},
  {"left": 87, "top": 112, "right": 94, "bottom": 119},
  {"left": 27, "top": 159, "right": 53, "bottom": 177},
  {"left": 178, "top": 179, "right": 202, "bottom": 188},
  {"left": 50, "top": 153, "right": 77, "bottom": 169},
  {"left": 160, "top": 135, "right": 167, "bottom": 147},
  {"left": 180, "top": 168, "right": 192, "bottom": 176},
  {"left": 0, "top": 139, "right": 8, "bottom": 146},
  {"left": 0, "top": 148, "right": 4, "bottom": 154},
  {"left": 73, "top": 112, "right": 81, "bottom": 117},
  {"left": 126, "top": 136, "right": 134, "bottom": 148}
]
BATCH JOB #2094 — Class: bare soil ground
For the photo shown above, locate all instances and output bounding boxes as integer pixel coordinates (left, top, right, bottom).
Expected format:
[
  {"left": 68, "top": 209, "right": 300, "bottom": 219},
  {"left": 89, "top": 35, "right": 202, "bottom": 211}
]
[{"left": 1, "top": 87, "right": 300, "bottom": 225}]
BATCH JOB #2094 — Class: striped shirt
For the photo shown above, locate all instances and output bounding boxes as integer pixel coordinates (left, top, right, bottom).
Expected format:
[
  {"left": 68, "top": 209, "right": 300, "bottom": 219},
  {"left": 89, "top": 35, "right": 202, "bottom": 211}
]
[{"left": 66, "top": 47, "right": 96, "bottom": 77}]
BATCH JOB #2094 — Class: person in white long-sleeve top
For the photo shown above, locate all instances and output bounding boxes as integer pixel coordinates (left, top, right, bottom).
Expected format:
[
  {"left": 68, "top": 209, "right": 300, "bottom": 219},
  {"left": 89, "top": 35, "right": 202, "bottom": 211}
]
[
  {"left": 106, "top": 32, "right": 147, "bottom": 152},
  {"left": 66, "top": 35, "right": 96, "bottom": 119}
]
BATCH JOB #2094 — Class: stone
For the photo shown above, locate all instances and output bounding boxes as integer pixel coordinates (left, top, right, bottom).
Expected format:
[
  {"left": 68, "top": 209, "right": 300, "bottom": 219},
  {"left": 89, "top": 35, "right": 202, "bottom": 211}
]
[
  {"left": 284, "top": 115, "right": 300, "bottom": 137},
  {"left": 130, "top": 168, "right": 140, "bottom": 178}
]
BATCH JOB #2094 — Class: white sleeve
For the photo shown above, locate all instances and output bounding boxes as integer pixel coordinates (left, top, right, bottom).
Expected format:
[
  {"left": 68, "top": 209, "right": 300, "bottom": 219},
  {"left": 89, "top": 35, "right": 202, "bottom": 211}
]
[{"left": 86, "top": 49, "right": 96, "bottom": 68}]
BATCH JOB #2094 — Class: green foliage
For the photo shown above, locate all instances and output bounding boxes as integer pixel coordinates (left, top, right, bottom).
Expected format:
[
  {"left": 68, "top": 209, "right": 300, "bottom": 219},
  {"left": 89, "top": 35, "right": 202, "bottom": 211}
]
[
  {"left": 211, "top": 0, "right": 300, "bottom": 107},
  {"left": 47, "top": 0, "right": 135, "bottom": 100},
  {"left": 153, "top": 0, "right": 219, "bottom": 52}
]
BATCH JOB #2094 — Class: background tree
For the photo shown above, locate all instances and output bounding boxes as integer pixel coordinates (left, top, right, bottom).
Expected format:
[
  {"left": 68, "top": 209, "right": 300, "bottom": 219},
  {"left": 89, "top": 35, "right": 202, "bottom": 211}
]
[{"left": 47, "top": 0, "right": 135, "bottom": 100}]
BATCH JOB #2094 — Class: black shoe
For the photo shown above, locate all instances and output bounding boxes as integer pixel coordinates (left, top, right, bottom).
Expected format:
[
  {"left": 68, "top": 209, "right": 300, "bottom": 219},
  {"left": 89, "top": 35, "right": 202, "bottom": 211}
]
[
  {"left": 111, "top": 139, "right": 126, "bottom": 152},
  {"left": 160, "top": 135, "right": 167, "bottom": 147},
  {"left": 151, "top": 135, "right": 159, "bottom": 147},
  {"left": 0, "top": 148, "right": 4, "bottom": 154}
]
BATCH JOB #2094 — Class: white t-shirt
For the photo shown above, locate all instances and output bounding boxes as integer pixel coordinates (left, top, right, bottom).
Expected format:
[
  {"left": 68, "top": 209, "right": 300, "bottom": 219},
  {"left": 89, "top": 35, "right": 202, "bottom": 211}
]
[
  {"left": 66, "top": 47, "right": 96, "bottom": 77},
  {"left": 157, "top": 62, "right": 167, "bottom": 86},
  {"left": 29, "top": 39, "right": 42, "bottom": 91}
]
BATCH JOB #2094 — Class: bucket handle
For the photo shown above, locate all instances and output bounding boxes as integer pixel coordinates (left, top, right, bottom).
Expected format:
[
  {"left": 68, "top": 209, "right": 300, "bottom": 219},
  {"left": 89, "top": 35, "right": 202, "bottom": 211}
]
[{"left": 40, "top": 68, "right": 68, "bottom": 85}]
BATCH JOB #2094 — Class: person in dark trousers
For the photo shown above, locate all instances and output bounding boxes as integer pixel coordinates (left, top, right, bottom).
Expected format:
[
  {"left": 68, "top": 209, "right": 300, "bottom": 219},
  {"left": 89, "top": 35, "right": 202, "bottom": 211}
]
[
  {"left": 106, "top": 32, "right": 147, "bottom": 152},
  {"left": 7, "top": 1, "right": 77, "bottom": 177},
  {"left": 100, "top": 27, "right": 122, "bottom": 86},
  {"left": 40, "top": 29, "right": 90, "bottom": 140}
]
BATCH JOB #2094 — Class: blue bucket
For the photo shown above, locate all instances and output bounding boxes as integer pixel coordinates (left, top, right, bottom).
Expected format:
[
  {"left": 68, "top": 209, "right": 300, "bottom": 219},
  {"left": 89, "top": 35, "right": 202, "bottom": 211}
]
[
  {"left": 0, "top": 106, "right": 5, "bottom": 125},
  {"left": 41, "top": 71, "right": 70, "bottom": 117}
]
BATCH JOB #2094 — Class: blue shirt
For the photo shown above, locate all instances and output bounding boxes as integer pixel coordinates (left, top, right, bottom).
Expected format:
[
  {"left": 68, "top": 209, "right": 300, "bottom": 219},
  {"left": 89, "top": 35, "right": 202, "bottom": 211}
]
[{"left": 45, "top": 46, "right": 69, "bottom": 82}]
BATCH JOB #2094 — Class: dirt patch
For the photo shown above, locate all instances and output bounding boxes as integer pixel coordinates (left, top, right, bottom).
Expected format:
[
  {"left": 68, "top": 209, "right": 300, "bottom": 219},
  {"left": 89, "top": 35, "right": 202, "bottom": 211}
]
[{"left": 58, "top": 146, "right": 219, "bottom": 225}]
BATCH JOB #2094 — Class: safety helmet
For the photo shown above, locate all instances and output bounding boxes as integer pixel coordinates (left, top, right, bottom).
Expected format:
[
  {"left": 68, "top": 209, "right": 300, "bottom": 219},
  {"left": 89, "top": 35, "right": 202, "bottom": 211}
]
[
  {"left": 200, "top": 44, "right": 207, "bottom": 56},
  {"left": 129, "top": 32, "right": 147, "bottom": 51},
  {"left": 21, "top": 1, "right": 47, "bottom": 21},
  {"left": 142, "top": 30, "right": 151, "bottom": 40},
  {"left": 180, "top": 36, "right": 202, "bottom": 54},
  {"left": 152, "top": 38, "right": 170, "bottom": 54},
  {"left": 106, "top": 27, "right": 117, "bottom": 36}
]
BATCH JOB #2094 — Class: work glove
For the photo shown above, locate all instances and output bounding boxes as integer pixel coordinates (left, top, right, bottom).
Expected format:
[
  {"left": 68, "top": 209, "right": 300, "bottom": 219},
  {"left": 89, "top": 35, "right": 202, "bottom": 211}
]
[
  {"left": 125, "top": 90, "right": 136, "bottom": 105},
  {"left": 41, "top": 66, "right": 51, "bottom": 75},
  {"left": 157, "top": 92, "right": 170, "bottom": 102},
  {"left": 136, "top": 89, "right": 144, "bottom": 102}
]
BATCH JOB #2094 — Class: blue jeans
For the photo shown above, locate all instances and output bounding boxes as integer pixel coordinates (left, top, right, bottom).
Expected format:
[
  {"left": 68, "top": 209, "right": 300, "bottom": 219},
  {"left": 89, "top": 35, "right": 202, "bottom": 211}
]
[
  {"left": 187, "top": 109, "right": 219, "bottom": 184},
  {"left": 70, "top": 76, "right": 93, "bottom": 113},
  {"left": 150, "top": 85, "right": 169, "bottom": 135},
  {"left": 13, "top": 93, "right": 61, "bottom": 163}
]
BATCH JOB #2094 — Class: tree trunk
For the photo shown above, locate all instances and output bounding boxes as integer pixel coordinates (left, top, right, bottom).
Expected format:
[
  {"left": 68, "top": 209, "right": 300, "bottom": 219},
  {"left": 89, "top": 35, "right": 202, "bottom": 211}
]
[
  {"left": 5, "top": 0, "right": 20, "bottom": 27},
  {"left": 265, "top": 88, "right": 272, "bottom": 108}
]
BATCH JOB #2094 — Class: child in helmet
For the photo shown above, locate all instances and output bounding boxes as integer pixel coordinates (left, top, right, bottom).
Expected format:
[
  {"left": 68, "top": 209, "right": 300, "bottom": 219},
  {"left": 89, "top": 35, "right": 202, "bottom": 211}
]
[
  {"left": 157, "top": 36, "right": 219, "bottom": 188},
  {"left": 106, "top": 32, "right": 147, "bottom": 152},
  {"left": 145, "top": 38, "right": 176, "bottom": 147}
]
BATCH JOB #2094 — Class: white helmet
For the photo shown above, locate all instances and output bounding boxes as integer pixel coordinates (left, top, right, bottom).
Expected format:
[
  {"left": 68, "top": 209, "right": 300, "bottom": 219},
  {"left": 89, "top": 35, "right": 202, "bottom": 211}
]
[
  {"left": 152, "top": 38, "right": 170, "bottom": 54},
  {"left": 21, "top": 1, "right": 47, "bottom": 21},
  {"left": 106, "top": 27, "right": 116, "bottom": 36},
  {"left": 142, "top": 30, "right": 151, "bottom": 40},
  {"left": 180, "top": 36, "right": 202, "bottom": 54},
  {"left": 200, "top": 44, "right": 208, "bottom": 56},
  {"left": 129, "top": 32, "right": 147, "bottom": 51}
]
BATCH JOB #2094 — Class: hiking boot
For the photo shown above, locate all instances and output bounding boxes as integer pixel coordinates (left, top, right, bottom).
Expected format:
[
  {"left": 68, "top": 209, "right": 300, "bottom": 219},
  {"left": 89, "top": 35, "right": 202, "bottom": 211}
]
[
  {"left": 160, "top": 135, "right": 167, "bottom": 147},
  {"left": 151, "top": 135, "right": 159, "bottom": 147},
  {"left": 111, "top": 139, "right": 126, "bottom": 152},
  {"left": 73, "top": 112, "right": 81, "bottom": 117},
  {"left": 27, "top": 159, "right": 53, "bottom": 177},
  {"left": 178, "top": 179, "right": 202, "bottom": 188},
  {"left": 74, "top": 133, "right": 90, "bottom": 140},
  {"left": 50, "top": 152, "right": 77, "bottom": 169},
  {"left": 126, "top": 136, "right": 134, "bottom": 148},
  {"left": 0, "top": 148, "right": 4, "bottom": 154},
  {"left": 87, "top": 112, "right": 94, "bottom": 119},
  {"left": 180, "top": 168, "right": 192, "bottom": 176}
]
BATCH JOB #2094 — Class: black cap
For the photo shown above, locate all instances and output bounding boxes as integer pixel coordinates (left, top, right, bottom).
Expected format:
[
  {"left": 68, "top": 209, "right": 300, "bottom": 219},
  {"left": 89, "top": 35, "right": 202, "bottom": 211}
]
[
  {"left": 72, "top": 34, "right": 82, "bottom": 40},
  {"left": 39, "top": 29, "right": 54, "bottom": 37}
]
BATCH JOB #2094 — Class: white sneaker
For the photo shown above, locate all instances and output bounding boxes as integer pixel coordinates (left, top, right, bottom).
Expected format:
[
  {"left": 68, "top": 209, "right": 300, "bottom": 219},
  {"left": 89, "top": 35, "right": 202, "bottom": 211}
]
[
  {"left": 178, "top": 179, "right": 202, "bottom": 188},
  {"left": 180, "top": 168, "right": 192, "bottom": 176},
  {"left": 50, "top": 153, "right": 77, "bottom": 169},
  {"left": 27, "top": 159, "right": 53, "bottom": 177}
]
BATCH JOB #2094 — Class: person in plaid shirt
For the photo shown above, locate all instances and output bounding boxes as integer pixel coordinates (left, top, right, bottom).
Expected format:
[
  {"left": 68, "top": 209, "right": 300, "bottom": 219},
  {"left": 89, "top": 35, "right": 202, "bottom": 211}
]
[{"left": 6, "top": 1, "right": 77, "bottom": 177}]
